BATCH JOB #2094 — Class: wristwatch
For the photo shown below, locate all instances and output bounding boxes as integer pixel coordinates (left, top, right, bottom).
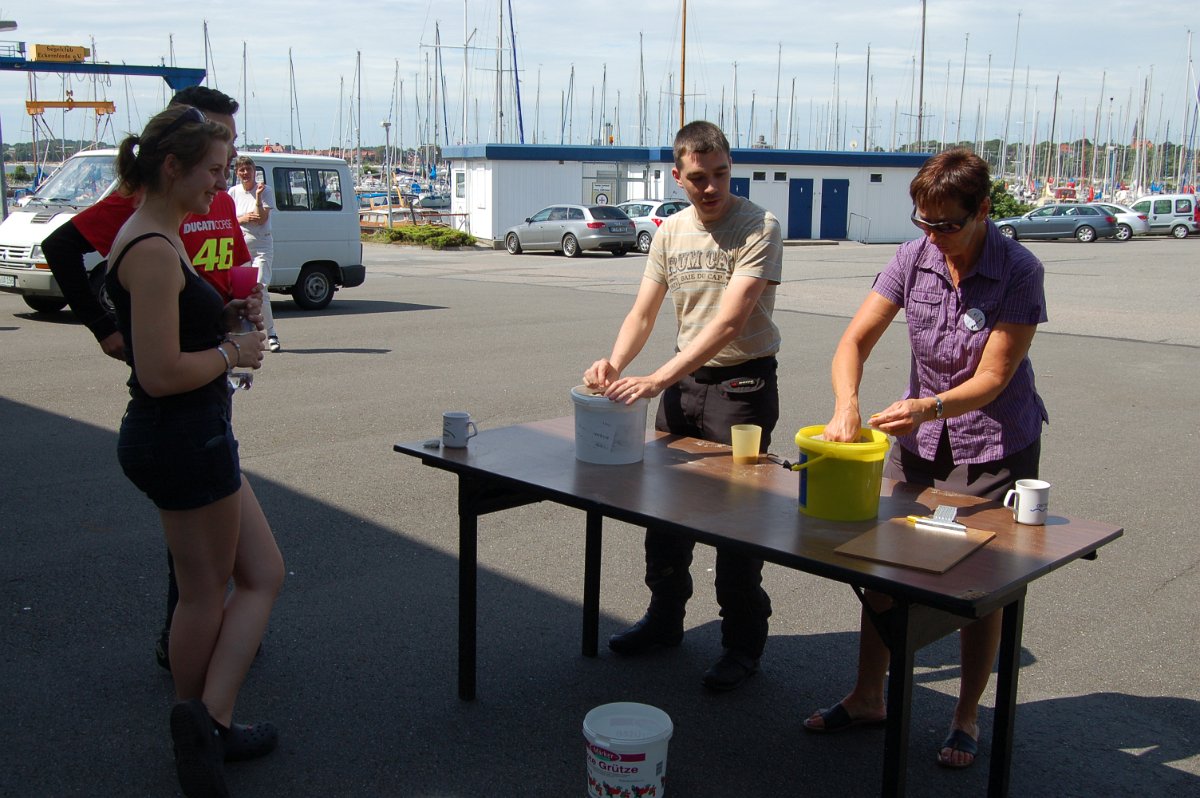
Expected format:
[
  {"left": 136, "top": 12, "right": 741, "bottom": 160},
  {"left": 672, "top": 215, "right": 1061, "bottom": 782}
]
[{"left": 933, "top": 395, "right": 945, "bottom": 419}]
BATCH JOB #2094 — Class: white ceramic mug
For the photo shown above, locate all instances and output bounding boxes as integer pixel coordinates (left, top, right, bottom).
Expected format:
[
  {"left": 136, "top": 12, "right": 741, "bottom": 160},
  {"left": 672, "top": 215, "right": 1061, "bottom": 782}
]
[
  {"left": 1003, "top": 479, "right": 1051, "bottom": 525},
  {"left": 442, "top": 411, "right": 478, "bottom": 448}
]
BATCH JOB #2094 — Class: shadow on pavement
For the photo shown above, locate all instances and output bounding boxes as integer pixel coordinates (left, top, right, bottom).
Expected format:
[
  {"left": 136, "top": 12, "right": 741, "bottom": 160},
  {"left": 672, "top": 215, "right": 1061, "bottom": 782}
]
[{"left": 1, "top": 397, "right": 1195, "bottom": 796}]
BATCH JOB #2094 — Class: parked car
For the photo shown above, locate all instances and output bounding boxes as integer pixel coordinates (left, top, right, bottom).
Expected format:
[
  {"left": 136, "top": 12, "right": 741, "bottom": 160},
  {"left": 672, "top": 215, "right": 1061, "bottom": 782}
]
[
  {"left": 615, "top": 199, "right": 691, "bottom": 253},
  {"left": 1093, "top": 203, "right": 1151, "bottom": 241},
  {"left": 994, "top": 203, "right": 1118, "bottom": 242},
  {"left": 1128, "top": 194, "right": 1197, "bottom": 238},
  {"left": 503, "top": 204, "right": 636, "bottom": 257}
]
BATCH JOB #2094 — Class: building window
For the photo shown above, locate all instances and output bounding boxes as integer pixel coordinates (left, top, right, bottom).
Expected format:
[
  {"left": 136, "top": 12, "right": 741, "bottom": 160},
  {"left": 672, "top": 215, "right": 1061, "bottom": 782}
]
[
  {"left": 870, "top": 173, "right": 883, "bottom": 183},
  {"left": 752, "top": 171, "right": 767, "bottom": 181},
  {"left": 774, "top": 171, "right": 787, "bottom": 182},
  {"left": 455, "top": 172, "right": 465, "bottom": 198}
]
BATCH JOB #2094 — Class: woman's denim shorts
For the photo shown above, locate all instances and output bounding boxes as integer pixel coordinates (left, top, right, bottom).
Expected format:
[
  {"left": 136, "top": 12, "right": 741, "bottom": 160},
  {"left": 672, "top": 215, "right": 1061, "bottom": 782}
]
[{"left": 117, "top": 397, "right": 241, "bottom": 511}]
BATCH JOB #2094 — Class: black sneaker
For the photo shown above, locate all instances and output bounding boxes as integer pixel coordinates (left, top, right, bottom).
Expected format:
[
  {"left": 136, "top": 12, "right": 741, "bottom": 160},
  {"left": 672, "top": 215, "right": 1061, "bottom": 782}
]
[
  {"left": 608, "top": 614, "right": 684, "bottom": 656},
  {"left": 156, "top": 628, "right": 171, "bottom": 672},
  {"left": 701, "top": 649, "right": 760, "bottom": 692},
  {"left": 267, "top": 336, "right": 281, "bottom": 352}
]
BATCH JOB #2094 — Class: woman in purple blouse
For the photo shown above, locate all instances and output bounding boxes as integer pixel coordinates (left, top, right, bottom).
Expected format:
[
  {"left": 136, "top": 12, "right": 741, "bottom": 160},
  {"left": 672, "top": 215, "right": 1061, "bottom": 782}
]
[{"left": 802, "top": 149, "right": 1048, "bottom": 770}]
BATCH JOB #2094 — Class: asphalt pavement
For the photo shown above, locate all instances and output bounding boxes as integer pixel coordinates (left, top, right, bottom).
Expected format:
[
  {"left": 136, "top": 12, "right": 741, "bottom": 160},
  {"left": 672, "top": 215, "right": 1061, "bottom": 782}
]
[{"left": 2, "top": 234, "right": 1197, "bottom": 797}]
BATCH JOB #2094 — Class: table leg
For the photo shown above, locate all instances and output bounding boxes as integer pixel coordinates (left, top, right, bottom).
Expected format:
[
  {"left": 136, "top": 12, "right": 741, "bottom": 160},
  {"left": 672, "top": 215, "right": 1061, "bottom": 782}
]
[
  {"left": 582, "top": 510, "right": 602, "bottom": 657},
  {"left": 457, "top": 483, "right": 479, "bottom": 701},
  {"left": 988, "top": 593, "right": 1026, "bottom": 798},
  {"left": 881, "top": 604, "right": 916, "bottom": 798}
]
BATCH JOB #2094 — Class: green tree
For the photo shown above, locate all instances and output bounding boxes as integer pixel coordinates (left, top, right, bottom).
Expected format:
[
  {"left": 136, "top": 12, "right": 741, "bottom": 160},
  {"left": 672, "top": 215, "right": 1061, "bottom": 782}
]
[{"left": 989, "top": 180, "right": 1031, "bottom": 219}]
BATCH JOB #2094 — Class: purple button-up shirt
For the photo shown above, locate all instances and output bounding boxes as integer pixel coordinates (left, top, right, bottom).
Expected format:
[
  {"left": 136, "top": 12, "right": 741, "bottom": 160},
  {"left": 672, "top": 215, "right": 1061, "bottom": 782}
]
[{"left": 872, "top": 221, "right": 1049, "bottom": 465}]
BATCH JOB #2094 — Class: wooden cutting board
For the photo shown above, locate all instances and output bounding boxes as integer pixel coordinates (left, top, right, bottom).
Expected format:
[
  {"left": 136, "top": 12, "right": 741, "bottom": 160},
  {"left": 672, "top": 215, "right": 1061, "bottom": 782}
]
[{"left": 835, "top": 517, "right": 996, "bottom": 574}]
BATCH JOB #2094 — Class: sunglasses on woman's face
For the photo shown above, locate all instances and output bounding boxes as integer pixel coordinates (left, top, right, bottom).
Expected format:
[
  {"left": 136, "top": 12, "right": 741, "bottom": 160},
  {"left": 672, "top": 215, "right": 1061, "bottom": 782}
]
[{"left": 910, "top": 208, "right": 973, "bottom": 235}]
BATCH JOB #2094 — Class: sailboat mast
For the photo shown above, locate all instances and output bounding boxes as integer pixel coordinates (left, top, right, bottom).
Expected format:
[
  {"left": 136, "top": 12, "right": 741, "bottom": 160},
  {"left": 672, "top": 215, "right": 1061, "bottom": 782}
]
[
  {"left": 999, "top": 11, "right": 1021, "bottom": 177},
  {"left": 433, "top": 23, "right": 440, "bottom": 149},
  {"left": 241, "top": 42, "right": 247, "bottom": 148},
  {"left": 496, "top": 1, "right": 504, "bottom": 142},
  {"left": 356, "top": 51, "right": 362, "bottom": 178},
  {"left": 638, "top": 34, "right": 648, "bottom": 147},
  {"left": 1180, "top": 31, "right": 1194, "bottom": 187},
  {"left": 289, "top": 49, "right": 295, "bottom": 150},
  {"left": 864, "top": 45, "right": 871, "bottom": 152},
  {"left": 679, "top": 0, "right": 687, "bottom": 129},
  {"left": 917, "top": 0, "right": 926, "bottom": 149},
  {"left": 508, "top": 0, "right": 525, "bottom": 144},
  {"left": 773, "top": 42, "right": 781, "bottom": 148},
  {"left": 956, "top": 34, "right": 969, "bottom": 146}
]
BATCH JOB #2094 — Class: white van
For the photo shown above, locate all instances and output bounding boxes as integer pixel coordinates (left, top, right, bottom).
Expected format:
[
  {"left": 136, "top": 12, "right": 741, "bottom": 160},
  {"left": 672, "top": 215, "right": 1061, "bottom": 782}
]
[
  {"left": 1129, "top": 193, "right": 1198, "bottom": 239},
  {"left": 0, "top": 149, "right": 363, "bottom": 312},
  {"left": 240, "top": 151, "right": 364, "bottom": 309}
]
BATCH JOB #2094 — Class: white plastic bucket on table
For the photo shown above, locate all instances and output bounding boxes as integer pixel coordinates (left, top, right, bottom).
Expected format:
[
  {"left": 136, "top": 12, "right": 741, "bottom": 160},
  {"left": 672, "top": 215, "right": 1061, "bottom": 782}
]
[
  {"left": 571, "top": 385, "right": 649, "bottom": 465},
  {"left": 583, "top": 702, "right": 673, "bottom": 797}
]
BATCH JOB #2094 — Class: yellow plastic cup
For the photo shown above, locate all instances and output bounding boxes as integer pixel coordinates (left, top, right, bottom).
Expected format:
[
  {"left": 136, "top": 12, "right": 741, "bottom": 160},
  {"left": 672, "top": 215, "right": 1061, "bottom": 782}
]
[
  {"left": 731, "top": 424, "right": 762, "bottom": 465},
  {"left": 793, "top": 425, "right": 891, "bottom": 521}
]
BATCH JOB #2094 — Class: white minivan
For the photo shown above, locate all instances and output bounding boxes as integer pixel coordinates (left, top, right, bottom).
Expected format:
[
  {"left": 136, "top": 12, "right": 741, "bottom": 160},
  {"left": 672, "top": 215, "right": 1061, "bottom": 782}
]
[
  {"left": 1129, "top": 193, "right": 1198, "bottom": 239},
  {"left": 0, "top": 149, "right": 363, "bottom": 312}
]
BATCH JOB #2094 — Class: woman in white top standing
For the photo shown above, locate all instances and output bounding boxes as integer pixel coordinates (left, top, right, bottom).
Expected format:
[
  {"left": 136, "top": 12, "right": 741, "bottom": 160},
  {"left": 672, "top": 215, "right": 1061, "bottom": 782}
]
[{"left": 229, "top": 156, "right": 280, "bottom": 351}]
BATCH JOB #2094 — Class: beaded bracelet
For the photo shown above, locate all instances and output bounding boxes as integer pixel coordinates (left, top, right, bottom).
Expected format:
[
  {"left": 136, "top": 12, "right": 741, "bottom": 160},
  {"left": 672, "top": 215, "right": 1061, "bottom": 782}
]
[{"left": 215, "top": 343, "right": 232, "bottom": 373}]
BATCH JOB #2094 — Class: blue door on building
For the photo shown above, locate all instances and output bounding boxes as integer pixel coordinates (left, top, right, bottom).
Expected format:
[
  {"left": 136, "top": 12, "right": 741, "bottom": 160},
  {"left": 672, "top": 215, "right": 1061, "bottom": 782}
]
[
  {"left": 820, "top": 178, "right": 850, "bottom": 239},
  {"left": 730, "top": 177, "right": 750, "bottom": 199},
  {"left": 788, "top": 178, "right": 814, "bottom": 239}
]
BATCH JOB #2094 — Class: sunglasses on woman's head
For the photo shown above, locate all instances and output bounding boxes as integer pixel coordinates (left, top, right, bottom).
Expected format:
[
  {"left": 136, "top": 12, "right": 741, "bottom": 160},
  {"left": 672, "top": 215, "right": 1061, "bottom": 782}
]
[
  {"left": 910, "top": 208, "right": 973, "bottom": 235},
  {"left": 159, "top": 106, "right": 208, "bottom": 139}
]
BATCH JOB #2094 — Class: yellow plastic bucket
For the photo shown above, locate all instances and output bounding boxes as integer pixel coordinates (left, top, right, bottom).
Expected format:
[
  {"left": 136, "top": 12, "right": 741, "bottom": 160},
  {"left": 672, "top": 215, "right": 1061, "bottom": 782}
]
[{"left": 793, "top": 424, "right": 891, "bottom": 521}]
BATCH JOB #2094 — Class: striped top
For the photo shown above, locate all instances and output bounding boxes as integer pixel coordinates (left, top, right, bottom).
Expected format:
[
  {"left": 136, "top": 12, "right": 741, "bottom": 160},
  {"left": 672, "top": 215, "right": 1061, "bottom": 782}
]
[
  {"left": 644, "top": 196, "right": 783, "bottom": 368},
  {"left": 872, "top": 220, "right": 1049, "bottom": 465}
]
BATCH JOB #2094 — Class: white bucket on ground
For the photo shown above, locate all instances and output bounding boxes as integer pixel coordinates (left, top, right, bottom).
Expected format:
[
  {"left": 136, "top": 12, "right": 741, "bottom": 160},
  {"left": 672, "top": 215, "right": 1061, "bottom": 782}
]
[
  {"left": 583, "top": 702, "right": 673, "bottom": 797},
  {"left": 571, "top": 386, "right": 649, "bottom": 465}
]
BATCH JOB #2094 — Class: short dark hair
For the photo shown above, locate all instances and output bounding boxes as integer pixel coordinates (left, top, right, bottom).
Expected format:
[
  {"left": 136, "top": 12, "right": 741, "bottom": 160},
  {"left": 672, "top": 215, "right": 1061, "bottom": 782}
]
[
  {"left": 909, "top": 148, "right": 991, "bottom": 215},
  {"left": 673, "top": 120, "right": 731, "bottom": 169},
  {"left": 170, "top": 85, "right": 240, "bottom": 117}
]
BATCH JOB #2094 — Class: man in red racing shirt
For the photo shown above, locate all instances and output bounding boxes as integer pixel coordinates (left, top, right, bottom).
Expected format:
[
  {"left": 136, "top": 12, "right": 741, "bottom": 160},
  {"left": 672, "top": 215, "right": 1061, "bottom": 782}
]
[{"left": 44, "top": 86, "right": 251, "bottom": 671}]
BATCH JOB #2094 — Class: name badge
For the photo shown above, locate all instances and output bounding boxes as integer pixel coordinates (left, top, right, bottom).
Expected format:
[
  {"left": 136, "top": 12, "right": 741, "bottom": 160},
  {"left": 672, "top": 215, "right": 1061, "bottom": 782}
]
[{"left": 963, "top": 308, "right": 986, "bottom": 332}]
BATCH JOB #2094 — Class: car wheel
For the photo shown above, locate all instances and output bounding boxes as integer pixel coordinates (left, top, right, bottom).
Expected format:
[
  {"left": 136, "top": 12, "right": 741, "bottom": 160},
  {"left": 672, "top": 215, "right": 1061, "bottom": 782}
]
[
  {"left": 611, "top": 247, "right": 627, "bottom": 257},
  {"left": 1171, "top": 224, "right": 1189, "bottom": 239},
  {"left": 505, "top": 233, "right": 522, "bottom": 254},
  {"left": 88, "top": 263, "right": 114, "bottom": 313},
  {"left": 999, "top": 225, "right": 1016, "bottom": 239},
  {"left": 22, "top": 296, "right": 68, "bottom": 314},
  {"left": 1075, "top": 225, "right": 1096, "bottom": 243},
  {"left": 637, "top": 231, "right": 652, "bottom": 253},
  {"left": 562, "top": 234, "right": 580, "bottom": 258},
  {"left": 1115, "top": 223, "right": 1132, "bottom": 241},
  {"left": 292, "top": 264, "right": 335, "bottom": 310}
]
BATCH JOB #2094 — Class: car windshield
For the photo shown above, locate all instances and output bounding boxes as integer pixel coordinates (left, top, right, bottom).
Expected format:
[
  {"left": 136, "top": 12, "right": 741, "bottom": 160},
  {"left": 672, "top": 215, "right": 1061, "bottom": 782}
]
[
  {"left": 590, "top": 206, "right": 628, "bottom": 219},
  {"left": 26, "top": 153, "right": 117, "bottom": 207}
]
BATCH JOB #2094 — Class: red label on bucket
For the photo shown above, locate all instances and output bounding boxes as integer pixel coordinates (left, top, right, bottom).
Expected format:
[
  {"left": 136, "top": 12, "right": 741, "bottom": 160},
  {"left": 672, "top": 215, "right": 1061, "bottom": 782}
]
[{"left": 587, "top": 742, "right": 646, "bottom": 763}]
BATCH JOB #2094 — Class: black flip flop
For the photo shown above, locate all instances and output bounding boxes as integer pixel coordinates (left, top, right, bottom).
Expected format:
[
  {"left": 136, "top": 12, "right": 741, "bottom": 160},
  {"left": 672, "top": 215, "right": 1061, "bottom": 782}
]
[
  {"left": 803, "top": 702, "right": 887, "bottom": 734},
  {"left": 937, "top": 728, "right": 979, "bottom": 769}
]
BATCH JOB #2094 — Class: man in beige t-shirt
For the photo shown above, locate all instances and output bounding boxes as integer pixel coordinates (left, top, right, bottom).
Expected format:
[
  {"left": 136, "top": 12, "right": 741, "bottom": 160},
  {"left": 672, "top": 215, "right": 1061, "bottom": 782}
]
[{"left": 584, "top": 120, "right": 783, "bottom": 691}]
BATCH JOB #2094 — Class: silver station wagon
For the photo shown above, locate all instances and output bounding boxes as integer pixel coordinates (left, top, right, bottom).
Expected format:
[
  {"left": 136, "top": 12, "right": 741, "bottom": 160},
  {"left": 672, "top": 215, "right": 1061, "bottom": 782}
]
[{"left": 504, "top": 204, "right": 637, "bottom": 257}]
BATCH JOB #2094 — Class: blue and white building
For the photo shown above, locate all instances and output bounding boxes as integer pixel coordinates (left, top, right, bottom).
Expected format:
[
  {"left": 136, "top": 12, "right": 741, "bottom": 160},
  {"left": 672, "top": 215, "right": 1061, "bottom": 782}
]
[{"left": 444, "top": 144, "right": 931, "bottom": 245}]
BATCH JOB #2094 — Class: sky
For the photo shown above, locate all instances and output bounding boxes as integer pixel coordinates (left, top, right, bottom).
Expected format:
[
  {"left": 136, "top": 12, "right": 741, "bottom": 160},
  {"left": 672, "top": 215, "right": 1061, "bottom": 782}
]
[{"left": 2, "top": 1, "right": 1197, "bottom": 156}]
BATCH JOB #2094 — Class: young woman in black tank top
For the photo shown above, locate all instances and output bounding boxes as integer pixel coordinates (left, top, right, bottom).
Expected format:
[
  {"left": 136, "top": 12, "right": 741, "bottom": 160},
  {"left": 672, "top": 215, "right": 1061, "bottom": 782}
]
[{"left": 108, "top": 104, "right": 283, "bottom": 798}]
